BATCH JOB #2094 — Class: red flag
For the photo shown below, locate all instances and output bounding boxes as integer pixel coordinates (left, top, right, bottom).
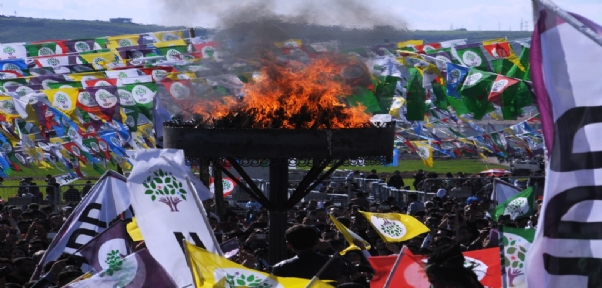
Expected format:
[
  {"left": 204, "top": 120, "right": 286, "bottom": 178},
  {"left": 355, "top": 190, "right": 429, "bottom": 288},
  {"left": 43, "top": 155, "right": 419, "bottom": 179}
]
[
  {"left": 368, "top": 247, "right": 501, "bottom": 288},
  {"left": 62, "top": 142, "right": 87, "bottom": 164},
  {"left": 488, "top": 75, "right": 519, "bottom": 105}
]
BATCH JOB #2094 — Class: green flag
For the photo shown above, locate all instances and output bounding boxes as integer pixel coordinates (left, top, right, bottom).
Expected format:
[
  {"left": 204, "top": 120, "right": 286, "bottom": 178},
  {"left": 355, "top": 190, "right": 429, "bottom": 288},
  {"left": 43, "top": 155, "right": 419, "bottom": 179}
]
[
  {"left": 406, "top": 68, "right": 427, "bottom": 121},
  {"left": 459, "top": 68, "right": 495, "bottom": 120},
  {"left": 491, "top": 58, "right": 514, "bottom": 75},
  {"left": 491, "top": 186, "right": 536, "bottom": 221},
  {"left": 117, "top": 83, "right": 157, "bottom": 120},
  {"left": 47, "top": 81, "right": 83, "bottom": 89},
  {"left": 507, "top": 47, "right": 530, "bottom": 81},
  {"left": 346, "top": 86, "right": 381, "bottom": 113},
  {"left": 25, "top": 42, "right": 63, "bottom": 57},
  {"left": 446, "top": 95, "right": 470, "bottom": 115},
  {"left": 502, "top": 226, "right": 535, "bottom": 287},
  {"left": 431, "top": 81, "right": 449, "bottom": 109},
  {"left": 373, "top": 76, "right": 400, "bottom": 113},
  {"left": 454, "top": 45, "right": 490, "bottom": 70}
]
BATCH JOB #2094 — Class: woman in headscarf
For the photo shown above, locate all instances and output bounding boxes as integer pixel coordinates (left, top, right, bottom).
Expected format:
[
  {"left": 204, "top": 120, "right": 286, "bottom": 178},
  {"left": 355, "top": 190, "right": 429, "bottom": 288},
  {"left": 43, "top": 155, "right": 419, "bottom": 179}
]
[{"left": 424, "top": 237, "right": 484, "bottom": 288}]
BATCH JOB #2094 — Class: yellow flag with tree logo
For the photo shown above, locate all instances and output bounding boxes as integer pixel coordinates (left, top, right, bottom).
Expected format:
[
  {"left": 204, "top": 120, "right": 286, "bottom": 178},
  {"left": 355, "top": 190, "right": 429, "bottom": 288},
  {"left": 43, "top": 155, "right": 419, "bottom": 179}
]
[
  {"left": 359, "top": 211, "right": 430, "bottom": 243},
  {"left": 185, "top": 242, "right": 333, "bottom": 287},
  {"left": 410, "top": 141, "right": 433, "bottom": 167},
  {"left": 329, "top": 214, "right": 371, "bottom": 255},
  {"left": 43, "top": 88, "right": 79, "bottom": 117}
]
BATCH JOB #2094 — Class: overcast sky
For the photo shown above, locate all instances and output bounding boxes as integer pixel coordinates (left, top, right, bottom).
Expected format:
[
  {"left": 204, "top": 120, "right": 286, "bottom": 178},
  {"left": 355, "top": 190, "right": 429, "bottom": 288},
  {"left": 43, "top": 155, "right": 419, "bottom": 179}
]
[{"left": 0, "top": 0, "right": 600, "bottom": 31}]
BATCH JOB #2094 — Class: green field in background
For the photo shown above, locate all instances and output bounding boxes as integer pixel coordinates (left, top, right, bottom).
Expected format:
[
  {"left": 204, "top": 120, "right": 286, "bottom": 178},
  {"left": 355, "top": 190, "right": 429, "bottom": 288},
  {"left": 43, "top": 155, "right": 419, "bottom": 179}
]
[{"left": 337, "top": 158, "right": 507, "bottom": 175}]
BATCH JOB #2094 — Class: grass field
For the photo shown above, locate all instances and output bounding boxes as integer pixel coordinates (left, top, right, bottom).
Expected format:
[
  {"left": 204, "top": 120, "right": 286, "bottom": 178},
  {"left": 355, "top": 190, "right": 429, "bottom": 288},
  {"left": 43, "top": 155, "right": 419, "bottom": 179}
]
[{"left": 338, "top": 158, "right": 507, "bottom": 175}]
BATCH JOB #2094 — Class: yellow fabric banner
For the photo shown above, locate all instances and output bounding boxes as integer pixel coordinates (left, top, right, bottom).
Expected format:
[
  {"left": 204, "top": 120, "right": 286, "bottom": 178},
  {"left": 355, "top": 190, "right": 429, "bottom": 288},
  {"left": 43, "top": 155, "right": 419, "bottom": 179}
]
[{"left": 359, "top": 211, "right": 430, "bottom": 243}]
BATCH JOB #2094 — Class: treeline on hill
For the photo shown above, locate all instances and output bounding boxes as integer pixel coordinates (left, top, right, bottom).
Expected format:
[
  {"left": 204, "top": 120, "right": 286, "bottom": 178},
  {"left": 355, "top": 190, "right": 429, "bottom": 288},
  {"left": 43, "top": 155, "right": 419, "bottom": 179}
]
[{"left": 0, "top": 16, "right": 532, "bottom": 45}]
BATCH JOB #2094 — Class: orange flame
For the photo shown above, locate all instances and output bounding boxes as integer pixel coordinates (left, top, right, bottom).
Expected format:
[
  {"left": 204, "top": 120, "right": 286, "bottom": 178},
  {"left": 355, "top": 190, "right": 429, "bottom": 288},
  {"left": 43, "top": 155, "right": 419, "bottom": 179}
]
[{"left": 191, "top": 56, "right": 372, "bottom": 129}]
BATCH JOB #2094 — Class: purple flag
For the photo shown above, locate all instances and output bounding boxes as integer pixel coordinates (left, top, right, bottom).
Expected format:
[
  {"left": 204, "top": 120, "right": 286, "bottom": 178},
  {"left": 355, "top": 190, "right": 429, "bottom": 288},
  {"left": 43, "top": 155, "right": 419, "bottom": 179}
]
[
  {"left": 27, "top": 75, "right": 68, "bottom": 89},
  {"left": 64, "top": 39, "right": 97, "bottom": 53},
  {"left": 65, "top": 248, "right": 177, "bottom": 288},
  {"left": 85, "top": 86, "right": 120, "bottom": 120},
  {"left": 78, "top": 221, "right": 131, "bottom": 273}
]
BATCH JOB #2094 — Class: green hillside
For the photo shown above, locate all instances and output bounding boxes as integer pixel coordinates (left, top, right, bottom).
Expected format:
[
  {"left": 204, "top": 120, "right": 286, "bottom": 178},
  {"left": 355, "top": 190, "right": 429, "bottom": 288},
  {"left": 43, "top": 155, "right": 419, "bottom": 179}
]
[{"left": 0, "top": 16, "right": 531, "bottom": 44}]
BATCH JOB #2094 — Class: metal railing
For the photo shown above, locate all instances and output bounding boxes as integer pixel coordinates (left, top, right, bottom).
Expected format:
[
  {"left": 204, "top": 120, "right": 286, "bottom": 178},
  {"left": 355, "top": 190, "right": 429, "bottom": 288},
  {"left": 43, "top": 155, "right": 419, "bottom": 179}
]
[{"left": 0, "top": 183, "right": 96, "bottom": 211}]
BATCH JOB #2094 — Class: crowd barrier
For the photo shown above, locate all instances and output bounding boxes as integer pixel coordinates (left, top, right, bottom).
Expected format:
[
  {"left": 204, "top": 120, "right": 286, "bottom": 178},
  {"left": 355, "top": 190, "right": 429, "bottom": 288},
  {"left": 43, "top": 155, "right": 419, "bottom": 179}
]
[{"left": 0, "top": 183, "right": 96, "bottom": 211}]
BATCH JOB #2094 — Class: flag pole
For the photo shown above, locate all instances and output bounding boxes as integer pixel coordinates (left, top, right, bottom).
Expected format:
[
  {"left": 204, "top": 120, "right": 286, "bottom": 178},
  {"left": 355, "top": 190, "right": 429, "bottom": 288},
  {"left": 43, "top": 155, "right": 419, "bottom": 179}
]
[
  {"left": 383, "top": 246, "right": 408, "bottom": 288},
  {"left": 181, "top": 239, "right": 200, "bottom": 288},
  {"left": 185, "top": 176, "right": 224, "bottom": 257},
  {"left": 304, "top": 254, "right": 338, "bottom": 288},
  {"left": 533, "top": 0, "right": 602, "bottom": 48}
]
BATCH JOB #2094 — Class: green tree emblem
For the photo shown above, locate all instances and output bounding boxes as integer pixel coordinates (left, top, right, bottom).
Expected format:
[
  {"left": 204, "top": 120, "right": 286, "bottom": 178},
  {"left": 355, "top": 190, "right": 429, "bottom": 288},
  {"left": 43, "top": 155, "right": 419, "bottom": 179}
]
[
  {"left": 225, "top": 272, "right": 273, "bottom": 288},
  {"left": 202, "top": 46, "right": 215, "bottom": 58},
  {"left": 2, "top": 46, "right": 16, "bottom": 55},
  {"left": 75, "top": 42, "right": 91, "bottom": 52},
  {"left": 503, "top": 235, "right": 528, "bottom": 287},
  {"left": 143, "top": 169, "right": 188, "bottom": 212},
  {"left": 118, "top": 39, "right": 133, "bottom": 47},
  {"left": 118, "top": 72, "right": 128, "bottom": 79},
  {"left": 47, "top": 58, "right": 60, "bottom": 66},
  {"left": 504, "top": 197, "right": 528, "bottom": 219},
  {"left": 380, "top": 219, "right": 404, "bottom": 238},
  {"left": 449, "top": 69, "right": 461, "bottom": 84},
  {"left": 100, "top": 250, "right": 124, "bottom": 277}
]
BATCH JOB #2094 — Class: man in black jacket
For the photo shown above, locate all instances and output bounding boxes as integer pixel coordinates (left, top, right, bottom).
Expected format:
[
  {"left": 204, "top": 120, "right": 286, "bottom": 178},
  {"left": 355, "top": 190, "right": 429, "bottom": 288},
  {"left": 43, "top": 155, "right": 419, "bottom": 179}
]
[{"left": 272, "top": 225, "right": 356, "bottom": 284}]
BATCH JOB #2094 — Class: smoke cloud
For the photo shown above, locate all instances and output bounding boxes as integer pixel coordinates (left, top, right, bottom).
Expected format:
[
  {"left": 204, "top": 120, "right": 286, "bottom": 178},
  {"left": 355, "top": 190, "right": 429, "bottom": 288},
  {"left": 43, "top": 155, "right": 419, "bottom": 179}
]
[{"left": 157, "top": 0, "right": 407, "bottom": 29}]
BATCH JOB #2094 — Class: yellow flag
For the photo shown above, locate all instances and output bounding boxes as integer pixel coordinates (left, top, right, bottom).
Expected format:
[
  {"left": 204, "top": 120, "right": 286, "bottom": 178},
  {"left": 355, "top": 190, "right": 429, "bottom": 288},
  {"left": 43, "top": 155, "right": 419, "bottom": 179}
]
[
  {"left": 44, "top": 88, "right": 79, "bottom": 116},
  {"left": 152, "top": 31, "right": 184, "bottom": 42},
  {"left": 126, "top": 217, "right": 143, "bottom": 241},
  {"left": 66, "top": 71, "right": 107, "bottom": 83},
  {"left": 274, "top": 39, "right": 302, "bottom": 48},
  {"left": 329, "top": 214, "right": 371, "bottom": 255},
  {"left": 138, "top": 123, "right": 156, "bottom": 147},
  {"left": 106, "top": 34, "right": 140, "bottom": 49},
  {"left": 389, "top": 97, "right": 405, "bottom": 117},
  {"left": 397, "top": 40, "right": 424, "bottom": 49},
  {"left": 0, "top": 96, "right": 20, "bottom": 121},
  {"left": 185, "top": 242, "right": 333, "bottom": 288},
  {"left": 472, "top": 140, "right": 489, "bottom": 159},
  {"left": 482, "top": 37, "right": 507, "bottom": 45},
  {"left": 79, "top": 52, "right": 120, "bottom": 70},
  {"left": 359, "top": 211, "right": 430, "bottom": 243},
  {"left": 410, "top": 141, "right": 433, "bottom": 167},
  {"left": 35, "top": 147, "right": 52, "bottom": 169},
  {"left": 154, "top": 39, "right": 187, "bottom": 48}
]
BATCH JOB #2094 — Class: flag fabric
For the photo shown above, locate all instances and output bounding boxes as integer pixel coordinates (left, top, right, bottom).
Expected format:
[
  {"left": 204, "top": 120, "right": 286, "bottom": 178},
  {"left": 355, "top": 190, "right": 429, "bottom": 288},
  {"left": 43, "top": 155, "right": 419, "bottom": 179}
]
[
  {"left": 502, "top": 226, "right": 535, "bottom": 288},
  {"left": 452, "top": 43, "right": 490, "bottom": 70},
  {"left": 445, "top": 63, "right": 469, "bottom": 98},
  {"left": 526, "top": 2, "right": 602, "bottom": 287},
  {"left": 0, "top": 44, "right": 28, "bottom": 60},
  {"left": 490, "top": 186, "right": 535, "bottom": 222},
  {"left": 78, "top": 220, "right": 131, "bottom": 273},
  {"left": 185, "top": 242, "right": 332, "bottom": 288},
  {"left": 220, "top": 238, "right": 240, "bottom": 259},
  {"left": 492, "top": 178, "right": 522, "bottom": 205},
  {"left": 329, "top": 214, "right": 371, "bottom": 254},
  {"left": 368, "top": 247, "right": 501, "bottom": 288},
  {"left": 118, "top": 83, "right": 156, "bottom": 119},
  {"left": 358, "top": 211, "right": 429, "bottom": 243},
  {"left": 127, "top": 149, "right": 222, "bottom": 287},
  {"left": 65, "top": 248, "right": 177, "bottom": 288},
  {"left": 405, "top": 68, "right": 427, "bottom": 121},
  {"left": 482, "top": 41, "right": 524, "bottom": 71},
  {"left": 410, "top": 141, "right": 434, "bottom": 168},
  {"left": 25, "top": 42, "right": 67, "bottom": 57},
  {"left": 32, "top": 171, "right": 131, "bottom": 279},
  {"left": 458, "top": 68, "right": 495, "bottom": 120}
]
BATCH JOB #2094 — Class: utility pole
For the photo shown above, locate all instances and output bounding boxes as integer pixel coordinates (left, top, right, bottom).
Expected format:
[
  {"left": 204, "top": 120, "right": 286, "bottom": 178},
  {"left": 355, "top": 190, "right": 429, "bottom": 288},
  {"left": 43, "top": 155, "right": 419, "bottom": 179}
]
[
  {"left": 520, "top": 17, "right": 523, "bottom": 31},
  {"left": 498, "top": 22, "right": 501, "bottom": 31}
]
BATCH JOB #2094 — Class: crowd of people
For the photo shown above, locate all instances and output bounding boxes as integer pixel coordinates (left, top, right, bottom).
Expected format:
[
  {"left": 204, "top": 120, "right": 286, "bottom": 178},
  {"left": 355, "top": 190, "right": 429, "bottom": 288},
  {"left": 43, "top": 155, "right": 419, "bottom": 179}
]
[
  {"left": 0, "top": 168, "right": 543, "bottom": 287},
  {"left": 199, "top": 169, "right": 543, "bottom": 287}
]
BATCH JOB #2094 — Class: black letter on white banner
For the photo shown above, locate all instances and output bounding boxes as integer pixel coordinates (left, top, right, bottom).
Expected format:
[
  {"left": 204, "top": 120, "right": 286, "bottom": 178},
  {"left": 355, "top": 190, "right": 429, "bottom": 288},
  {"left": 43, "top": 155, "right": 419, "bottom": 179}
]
[
  {"left": 550, "top": 106, "right": 602, "bottom": 172},
  {"left": 174, "top": 232, "right": 205, "bottom": 256}
]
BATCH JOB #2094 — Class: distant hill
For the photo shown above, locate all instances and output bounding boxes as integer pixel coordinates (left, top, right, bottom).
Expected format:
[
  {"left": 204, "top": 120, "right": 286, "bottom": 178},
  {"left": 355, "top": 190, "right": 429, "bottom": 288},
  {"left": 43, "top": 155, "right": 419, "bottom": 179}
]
[{"left": 0, "top": 16, "right": 531, "bottom": 46}]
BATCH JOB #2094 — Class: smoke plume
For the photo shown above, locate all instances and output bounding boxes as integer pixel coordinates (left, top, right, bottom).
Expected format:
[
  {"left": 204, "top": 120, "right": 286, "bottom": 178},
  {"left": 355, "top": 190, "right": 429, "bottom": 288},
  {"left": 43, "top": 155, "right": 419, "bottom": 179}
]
[{"left": 157, "top": 0, "right": 407, "bottom": 30}]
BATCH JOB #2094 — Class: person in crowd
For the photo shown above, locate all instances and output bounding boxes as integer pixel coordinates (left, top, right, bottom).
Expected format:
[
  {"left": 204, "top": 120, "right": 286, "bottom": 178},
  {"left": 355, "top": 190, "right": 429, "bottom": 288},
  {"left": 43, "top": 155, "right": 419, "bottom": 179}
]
[
  {"left": 366, "top": 170, "right": 379, "bottom": 180},
  {"left": 425, "top": 238, "right": 484, "bottom": 287},
  {"left": 80, "top": 181, "right": 93, "bottom": 198},
  {"left": 45, "top": 177, "right": 60, "bottom": 205},
  {"left": 407, "top": 193, "right": 425, "bottom": 216},
  {"left": 350, "top": 192, "right": 369, "bottom": 210},
  {"left": 386, "top": 171, "right": 404, "bottom": 189},
  {"left": 63, "top": 185, "right": 81, "bottom": 203},
  {"left": 272, "top": 225, "right": 357, "bottom": 285},
  {"left": 413, "top": 169, "right": 425, "bottom": 190}
]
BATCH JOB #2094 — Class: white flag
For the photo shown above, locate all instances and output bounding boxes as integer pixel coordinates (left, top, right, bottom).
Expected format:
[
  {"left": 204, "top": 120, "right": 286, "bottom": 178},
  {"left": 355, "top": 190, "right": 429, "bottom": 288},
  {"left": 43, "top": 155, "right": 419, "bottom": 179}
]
[
  {"left": 491, "top": 178, "right": 521, "bottom": 205},
  {"left": 33, "top": 170, "right": 130, "bottom": 279},
  {"left": 127, "top": 149, "right": 222, "bottom": 287},
  {"left": 526, "top": 1, "right": 602, "bottom": 287}
]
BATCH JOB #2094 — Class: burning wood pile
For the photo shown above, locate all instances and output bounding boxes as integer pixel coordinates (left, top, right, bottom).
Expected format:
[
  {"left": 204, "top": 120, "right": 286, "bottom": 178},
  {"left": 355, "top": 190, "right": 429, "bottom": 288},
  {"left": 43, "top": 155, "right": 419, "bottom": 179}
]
[{"left": 184, "top": 56, "right": 373, "bottom": 129}]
